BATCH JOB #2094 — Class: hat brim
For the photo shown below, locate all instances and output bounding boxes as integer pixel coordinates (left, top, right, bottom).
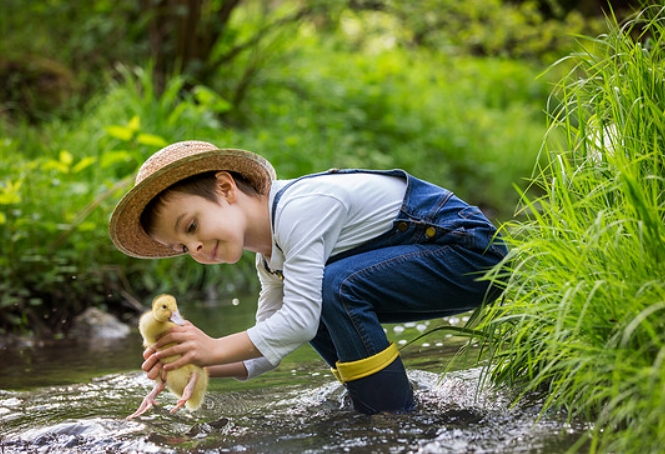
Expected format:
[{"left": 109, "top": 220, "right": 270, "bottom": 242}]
[{"left": 109, "top": 148, "right": 275, "bottom": 259}]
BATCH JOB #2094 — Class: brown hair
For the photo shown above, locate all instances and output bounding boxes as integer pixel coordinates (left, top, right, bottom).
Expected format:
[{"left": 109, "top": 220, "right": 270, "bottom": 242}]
[{"left": 139, "top": 171, "right": 259, "bottom": 236}]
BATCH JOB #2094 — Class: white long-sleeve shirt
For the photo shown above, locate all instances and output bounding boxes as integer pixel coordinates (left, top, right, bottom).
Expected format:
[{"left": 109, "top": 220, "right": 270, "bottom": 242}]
[{"left": 243, "top": 172, "right": 407, "bottom": 379}]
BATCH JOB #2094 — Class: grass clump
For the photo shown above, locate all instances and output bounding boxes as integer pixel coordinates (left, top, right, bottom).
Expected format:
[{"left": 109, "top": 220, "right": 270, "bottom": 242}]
[{"left": 479, "top": 5, "right": 665, "bottom": 453}]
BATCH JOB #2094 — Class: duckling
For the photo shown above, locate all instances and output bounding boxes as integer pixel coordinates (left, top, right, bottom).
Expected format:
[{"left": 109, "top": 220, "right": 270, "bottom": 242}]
[{"left": 127, "top": 294, "right": 208, "bottom": 420}]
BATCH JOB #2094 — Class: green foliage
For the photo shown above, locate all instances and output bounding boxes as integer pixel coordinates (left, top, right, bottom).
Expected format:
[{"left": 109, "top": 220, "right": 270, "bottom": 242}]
[
  {"left": 0, "top": 0, "right": 583, "bottom": 336},
  {"left": 0, "top": 43, "right": 550, "bottom": 334},
  {"left": 334, "top": 0, "right": 609, "bottom": 63},
  {"left": 0, "top": 67, "right": 253, "bottom": 335},
  {"left": 478, "top": 5, "right": 665, "bottom": 452},
  {"left": 0, "top": 0, "right": 606, "bottom": 122},
  {"left": 241, "top": 44, "right": 550, "bottom": 212}
]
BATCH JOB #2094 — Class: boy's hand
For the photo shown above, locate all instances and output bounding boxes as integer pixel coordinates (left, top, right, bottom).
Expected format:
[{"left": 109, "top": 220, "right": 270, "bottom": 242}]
[
  {"left": 141, "top": 346, "right": 166, "bottom": 381},
  {"left": 142, "top": 321, "right": 215, "bottom": 372}
]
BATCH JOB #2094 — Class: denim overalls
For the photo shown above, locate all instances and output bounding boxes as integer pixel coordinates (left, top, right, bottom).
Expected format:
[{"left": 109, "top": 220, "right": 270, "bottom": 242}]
[{"left": 271, "top": 169, "right": 508, "bottom": 413}]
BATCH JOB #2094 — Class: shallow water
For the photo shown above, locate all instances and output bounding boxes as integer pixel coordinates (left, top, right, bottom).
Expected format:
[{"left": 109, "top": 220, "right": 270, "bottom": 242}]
[
  {"left": 0, "top": 298, "right": 589, "bottom": 453},
  {"left": 0, "top": 369, "right": 587, "bottom": 453}
]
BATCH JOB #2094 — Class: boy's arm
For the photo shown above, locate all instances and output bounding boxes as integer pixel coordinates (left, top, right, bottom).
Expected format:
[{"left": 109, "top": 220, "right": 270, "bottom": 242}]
[{"left": 206, "top": 362, "right": 249, "bottom": 380}]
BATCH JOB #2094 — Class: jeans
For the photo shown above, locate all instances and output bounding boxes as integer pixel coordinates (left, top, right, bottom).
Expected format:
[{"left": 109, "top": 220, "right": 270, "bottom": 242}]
[{"left": 290, "top": 169, "right": 509, "bottom": 366}]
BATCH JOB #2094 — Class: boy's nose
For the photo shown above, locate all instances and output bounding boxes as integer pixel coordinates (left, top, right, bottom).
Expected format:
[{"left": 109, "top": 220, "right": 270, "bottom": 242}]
[{"left": 186, "top": 241, "right": 204, "bottom": 255}]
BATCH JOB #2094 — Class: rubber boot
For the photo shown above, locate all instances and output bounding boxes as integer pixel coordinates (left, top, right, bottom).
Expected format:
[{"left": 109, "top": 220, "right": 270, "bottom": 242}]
[{"left": 334, "top": 343, "right": 415, "bottom": 414}]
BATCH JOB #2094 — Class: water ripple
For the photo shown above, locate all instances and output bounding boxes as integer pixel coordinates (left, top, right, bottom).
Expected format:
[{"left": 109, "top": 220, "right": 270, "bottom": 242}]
[{"left": 0, "top": 368, "right": 587, "bottom": 453}]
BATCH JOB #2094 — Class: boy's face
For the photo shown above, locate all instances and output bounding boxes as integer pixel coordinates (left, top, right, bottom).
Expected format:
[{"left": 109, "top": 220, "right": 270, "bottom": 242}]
[{"left": 150, "top": 190, "right": 246, "bottom": 265}]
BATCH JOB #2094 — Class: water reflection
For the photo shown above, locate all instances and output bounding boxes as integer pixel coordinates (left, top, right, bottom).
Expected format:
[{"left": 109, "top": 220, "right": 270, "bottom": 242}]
[
  {"left": 0, "top": 336, "right": 144, "bottom": 390},
  {"left": 0, "top": 296, "right": 257, "bottom": 391}
]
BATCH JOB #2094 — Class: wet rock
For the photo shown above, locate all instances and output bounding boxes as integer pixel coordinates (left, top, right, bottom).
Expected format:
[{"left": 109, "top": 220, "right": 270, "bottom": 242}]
[
  {"left": 69, "top": 307, "right": 131, "bottom": 340},
  {"left": 209, "top": 417, "right": 230, "bottom": 429}
]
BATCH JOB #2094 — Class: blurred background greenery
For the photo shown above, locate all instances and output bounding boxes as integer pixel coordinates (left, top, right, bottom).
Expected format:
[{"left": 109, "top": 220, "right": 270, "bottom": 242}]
[{"left": 0, "top": 0, "right": 638, "bottom": 337}]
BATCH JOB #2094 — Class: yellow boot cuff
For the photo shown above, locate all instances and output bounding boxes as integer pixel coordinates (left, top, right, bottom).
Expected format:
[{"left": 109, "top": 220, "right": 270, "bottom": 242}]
[
  {"left": 335, "top": 342, "right": 400, "bottom": 383},
  {"left": 330, "top": 367, "right": 343, "bottom": 383}
]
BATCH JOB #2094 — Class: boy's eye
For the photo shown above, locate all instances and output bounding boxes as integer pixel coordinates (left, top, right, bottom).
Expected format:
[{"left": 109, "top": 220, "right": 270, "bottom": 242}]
[
  {"left": 187, "top": 220, "right": 197, "bottom": 233},
  {"left": 182, "top": 245, "right": 189, "bottom": 253}
]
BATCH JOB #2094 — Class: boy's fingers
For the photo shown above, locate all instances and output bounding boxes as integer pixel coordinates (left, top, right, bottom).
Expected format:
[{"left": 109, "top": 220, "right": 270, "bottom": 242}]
[
  {"left": 142, "top": 353, "right": 161, "bottom": 376},
  {"left": 142, "top": 347, "right": 156, "bottom": 360},
  {"left": 153, "top": 332, "right": 178, "bottom": 350},
  {"left": 146, "top": 362, "right": 163, "bottom": 381}
]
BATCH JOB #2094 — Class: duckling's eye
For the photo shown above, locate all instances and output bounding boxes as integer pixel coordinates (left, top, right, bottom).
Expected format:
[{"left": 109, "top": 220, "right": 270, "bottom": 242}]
[{"left": 162, "top": 304, "right": 167, "bottom": 309}]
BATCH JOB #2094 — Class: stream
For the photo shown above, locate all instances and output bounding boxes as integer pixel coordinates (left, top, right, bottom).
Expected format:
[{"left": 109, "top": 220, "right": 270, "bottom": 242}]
[{"left": 0, "top": 295, "right": 589, "bottom": 453}]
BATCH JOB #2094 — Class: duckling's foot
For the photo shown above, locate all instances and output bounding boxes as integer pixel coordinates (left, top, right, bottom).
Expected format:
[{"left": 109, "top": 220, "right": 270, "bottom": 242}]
[
  {"left": 170, "top": 371, "right": 199, "bottom": 414},
  {"left": 127, "top": 380, "right": 165, "bottom": 420}
]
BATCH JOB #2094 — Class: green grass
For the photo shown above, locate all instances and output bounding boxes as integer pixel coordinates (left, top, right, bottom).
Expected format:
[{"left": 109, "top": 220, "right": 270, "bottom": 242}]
[{"left": 477, "top": 5, "right": 665, "bottom": 453}]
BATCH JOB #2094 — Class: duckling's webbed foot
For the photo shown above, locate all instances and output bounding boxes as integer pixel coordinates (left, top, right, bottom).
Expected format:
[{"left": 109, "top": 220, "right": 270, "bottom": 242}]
[
  {"left": 170, "top": 371, "right": 199, "bottom": 414},
  {"left": 126, "top": 380, "right": 165, "bottom": 420}
]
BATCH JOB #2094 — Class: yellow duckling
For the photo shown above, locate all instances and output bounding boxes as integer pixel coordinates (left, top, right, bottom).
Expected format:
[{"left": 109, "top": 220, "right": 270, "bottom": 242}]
[{"left": 127, "top": 294, "right": 208, "bottom": 420}]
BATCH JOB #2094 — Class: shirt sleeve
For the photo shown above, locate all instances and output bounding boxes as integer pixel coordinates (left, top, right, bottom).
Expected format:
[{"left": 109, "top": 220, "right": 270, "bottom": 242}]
[
  {"left": 246, "top": 193, "right": 348, "bottom": 366},
  {"left": 240, "top": 356, "right": 279, "bottom": 380}
]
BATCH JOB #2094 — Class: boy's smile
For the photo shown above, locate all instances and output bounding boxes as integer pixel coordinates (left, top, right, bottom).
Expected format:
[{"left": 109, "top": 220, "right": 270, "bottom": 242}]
[{"left": 150, "top": 191, "right": 246, "bottom": 265}]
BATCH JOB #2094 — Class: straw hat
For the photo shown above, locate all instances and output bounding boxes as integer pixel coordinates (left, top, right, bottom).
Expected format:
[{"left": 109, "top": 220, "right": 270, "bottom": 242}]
[{"left": 109, "top": 140, "right": 276, "bottom": 259}]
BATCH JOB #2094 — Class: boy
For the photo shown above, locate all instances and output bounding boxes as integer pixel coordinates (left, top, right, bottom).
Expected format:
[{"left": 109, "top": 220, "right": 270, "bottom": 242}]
[{"left": 110, "top": 140, "right": 507, "bottom": 414}]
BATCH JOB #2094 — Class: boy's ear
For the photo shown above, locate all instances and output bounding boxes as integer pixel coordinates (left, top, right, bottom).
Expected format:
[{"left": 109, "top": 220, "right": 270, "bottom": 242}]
[{"left": 214, "top": 171, "right": 237, "bottom": 201}]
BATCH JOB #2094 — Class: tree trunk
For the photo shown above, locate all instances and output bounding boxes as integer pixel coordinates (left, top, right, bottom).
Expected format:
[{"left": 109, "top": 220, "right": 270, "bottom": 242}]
[{"left": 139, "top": 0, "right": 244, "bottom": 92}]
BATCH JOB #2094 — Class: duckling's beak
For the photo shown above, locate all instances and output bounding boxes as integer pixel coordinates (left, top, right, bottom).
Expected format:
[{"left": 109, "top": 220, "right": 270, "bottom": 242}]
[{"left": 169, "top": 310, "right": 186, "bottom": 326}]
